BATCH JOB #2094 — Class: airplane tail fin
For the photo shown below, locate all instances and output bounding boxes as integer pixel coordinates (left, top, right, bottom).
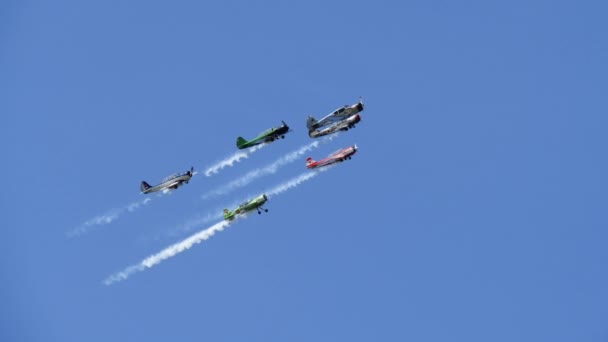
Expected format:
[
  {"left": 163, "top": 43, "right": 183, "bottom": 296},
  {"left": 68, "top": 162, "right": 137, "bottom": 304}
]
[
  {"left": 223, "top": 209, "right": 233, "bottom": 220},
  {"left": 306, "top": 157, "right": 315, "bottom": 167},
  {"left": 140, "top": 181, "right": 152, "bottom": 192},
  {"left": 306, "top": 116, "right": 317, "bottom": 131},
  {"left": 236, "top": 137, "right": 247, "bottom": 148}
]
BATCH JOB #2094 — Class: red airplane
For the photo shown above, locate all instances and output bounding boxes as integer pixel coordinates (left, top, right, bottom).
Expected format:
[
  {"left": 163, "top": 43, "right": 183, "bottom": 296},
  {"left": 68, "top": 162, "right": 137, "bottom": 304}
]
[{"left": 306, "top": 145, "right": 358, "bottom": 169}]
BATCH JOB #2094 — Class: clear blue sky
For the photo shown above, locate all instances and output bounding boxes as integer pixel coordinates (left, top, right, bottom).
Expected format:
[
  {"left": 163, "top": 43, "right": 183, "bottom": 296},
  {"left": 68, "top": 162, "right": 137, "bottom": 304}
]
[{"left": 2, "top": 0, "right": 607, "bottom": 341}]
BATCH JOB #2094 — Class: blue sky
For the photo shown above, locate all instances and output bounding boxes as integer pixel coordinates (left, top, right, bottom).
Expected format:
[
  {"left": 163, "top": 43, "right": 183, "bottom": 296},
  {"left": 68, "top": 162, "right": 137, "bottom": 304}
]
[{"left": 1, "top": 0, "right": 607, "bottom": 341}]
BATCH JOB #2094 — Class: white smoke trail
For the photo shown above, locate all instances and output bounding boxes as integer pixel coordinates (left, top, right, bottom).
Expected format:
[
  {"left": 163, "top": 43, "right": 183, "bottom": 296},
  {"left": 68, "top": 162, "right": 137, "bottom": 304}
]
[
  {"left": 204, "top": 151, "right": 249, "bottom": 176},
  {"left": 202, "top": 141, "right": 320, "bottom": 199},
  {"left": 141, "top": 220, "right": 230, "bottom": 268},
  {"left": 141, "top": 196, "right": 249, "bottom": 243},
  {"left": 266, "top": 171, "right": 319, "bottom": 197},
  {"left": 158, "top": 209, "right": 224, "bottom": 239},
  {"left": 127, "top": 197, "right": 153, "bottom": 212},
  {"left": 203, "top": 144, "right": 268, "bottom": 177},
  {"left": 103, "top": 219, "right": 233, "bottom": 285},
  {"left": 247, "top": 143, "right": 267, "bottom": 153},
  {"left": 68, "top": 197, "right": 152, "bottom": 238}
]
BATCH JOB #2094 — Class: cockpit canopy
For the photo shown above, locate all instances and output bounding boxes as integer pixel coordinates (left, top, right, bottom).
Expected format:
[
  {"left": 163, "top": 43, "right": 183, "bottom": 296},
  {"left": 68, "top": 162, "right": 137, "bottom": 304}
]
[{"left": 162, "top": 171, "right": 188, "bottom": 183}]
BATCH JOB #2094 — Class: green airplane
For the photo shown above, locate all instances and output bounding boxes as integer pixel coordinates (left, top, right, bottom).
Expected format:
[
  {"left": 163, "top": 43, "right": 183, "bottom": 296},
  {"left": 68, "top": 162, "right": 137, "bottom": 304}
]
[
  {"left": 236, "top": 121, "right": 290, "bottom": 149},
  {"left": 223, "top": 194, "right": 269, "bottom": 221}
]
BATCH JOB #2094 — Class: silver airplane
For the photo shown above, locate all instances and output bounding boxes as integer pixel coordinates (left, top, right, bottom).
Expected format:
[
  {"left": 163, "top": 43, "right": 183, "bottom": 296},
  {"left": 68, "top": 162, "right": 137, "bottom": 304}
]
[
  {"left": 306, "top": 98, "right": 364, "bottom": 137},
  {"left": 309, "top": 114, "right": 361, "bottom": 138},
  {"left": 140, "top": 167, "right": 195, "bottom": 194}
]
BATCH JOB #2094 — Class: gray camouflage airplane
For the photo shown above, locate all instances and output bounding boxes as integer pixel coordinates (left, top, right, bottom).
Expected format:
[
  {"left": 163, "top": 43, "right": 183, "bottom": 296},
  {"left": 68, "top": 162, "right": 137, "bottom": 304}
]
[{"left": 140, "top": 167, "right": 195, "bottom": 194}]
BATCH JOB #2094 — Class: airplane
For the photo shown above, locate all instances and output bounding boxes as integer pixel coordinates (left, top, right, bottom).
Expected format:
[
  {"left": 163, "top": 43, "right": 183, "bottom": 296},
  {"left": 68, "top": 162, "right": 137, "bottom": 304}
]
[
  {"left": 223, "top": 194, "right": 269, "bottom": 221},
  {"left": 237, "top": 121, "right": 291, "bottom": 149},
  {"left": 308, "top": 113, "right": 361, "bottom": 138},
  {"left": 306, "top": 98, "right": 364, "bottom": 137},
  {"left": 140, "top": 167, "right": 195, "bottom": 194},
  {"left": 306, "top": 145, "right": 358, "bottom": 169}
]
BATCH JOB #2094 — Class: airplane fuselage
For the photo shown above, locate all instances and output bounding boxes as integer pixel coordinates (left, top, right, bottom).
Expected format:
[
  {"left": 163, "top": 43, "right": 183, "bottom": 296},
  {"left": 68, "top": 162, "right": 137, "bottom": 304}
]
[
  {"left": 306, "top": 145, "right": 357, "bottom": 169},
  {"left": 237, "top": 122, "right": 290, "bottom": 149},
  {"left": 141, "top": 172, "right": 193, "bottom": 194},
  {"left": 224, "top": 194, "right": 268, "bottom": 220}
]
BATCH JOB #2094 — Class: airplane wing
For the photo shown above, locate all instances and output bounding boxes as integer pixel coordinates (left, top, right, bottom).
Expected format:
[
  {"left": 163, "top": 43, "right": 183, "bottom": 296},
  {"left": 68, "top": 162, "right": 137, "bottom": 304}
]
[
  {"left": 314, "top": 113, "right": 340, "bottom": 128},
  {"left": 331, "top": 108, "right": 352, "bottom": 119},
  {"left": 239, "top": 127, "right": 277, "bottom": 148},
  {"left": 166, "top": 181, "right": 181, "bottom": 188},
  {"left": 263, "top": 132, "right": 279, "bottom": 143},
  {"left": 313, "top": 113, "right": 354, "bottom": 131},
  {"left": 241, "top": 200, "right": 258, "bottom": 212}
]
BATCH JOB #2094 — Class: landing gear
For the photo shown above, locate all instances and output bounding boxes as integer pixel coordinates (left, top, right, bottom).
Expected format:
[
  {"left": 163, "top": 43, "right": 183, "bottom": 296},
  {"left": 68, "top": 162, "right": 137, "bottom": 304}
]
[{"left": 281, "top": 135, "right": 285, "bottom": 139}]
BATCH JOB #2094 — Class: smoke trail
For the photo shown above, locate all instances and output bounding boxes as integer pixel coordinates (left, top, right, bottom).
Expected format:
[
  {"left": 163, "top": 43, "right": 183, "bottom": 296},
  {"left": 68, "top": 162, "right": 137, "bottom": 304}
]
[
  {"left": 266, "top": 171, "right": 318, "bottom": 197},
  {"left": 154, "top": 209, "right": 225, "bottom": 240},
  {"left": 127, "top": 197, "right": 152, "bottom": 212},
  {"left": 204, "top": 143, "right": 268, "bottom": 177},
  {"left": 202, "top": 141, "right": 320, "bottom": 199},
  {"left": 68, "top": 197, "right": 152, "bottom": 238},
  {"left": 247, "top": 143, "right": 267, "bottom": 153},
  {"left": 204, "top": 151, "right": 248, "bottom": 176},
  {"left": 103, "top": 219, "right": 233, "bottom": 285}
]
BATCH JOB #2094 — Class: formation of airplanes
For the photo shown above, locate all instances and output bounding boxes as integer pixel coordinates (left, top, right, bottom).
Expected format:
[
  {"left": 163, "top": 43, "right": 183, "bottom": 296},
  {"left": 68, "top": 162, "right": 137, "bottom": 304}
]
[{"left": 140, "top": 98, "right": 366, "bottom": 221}]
